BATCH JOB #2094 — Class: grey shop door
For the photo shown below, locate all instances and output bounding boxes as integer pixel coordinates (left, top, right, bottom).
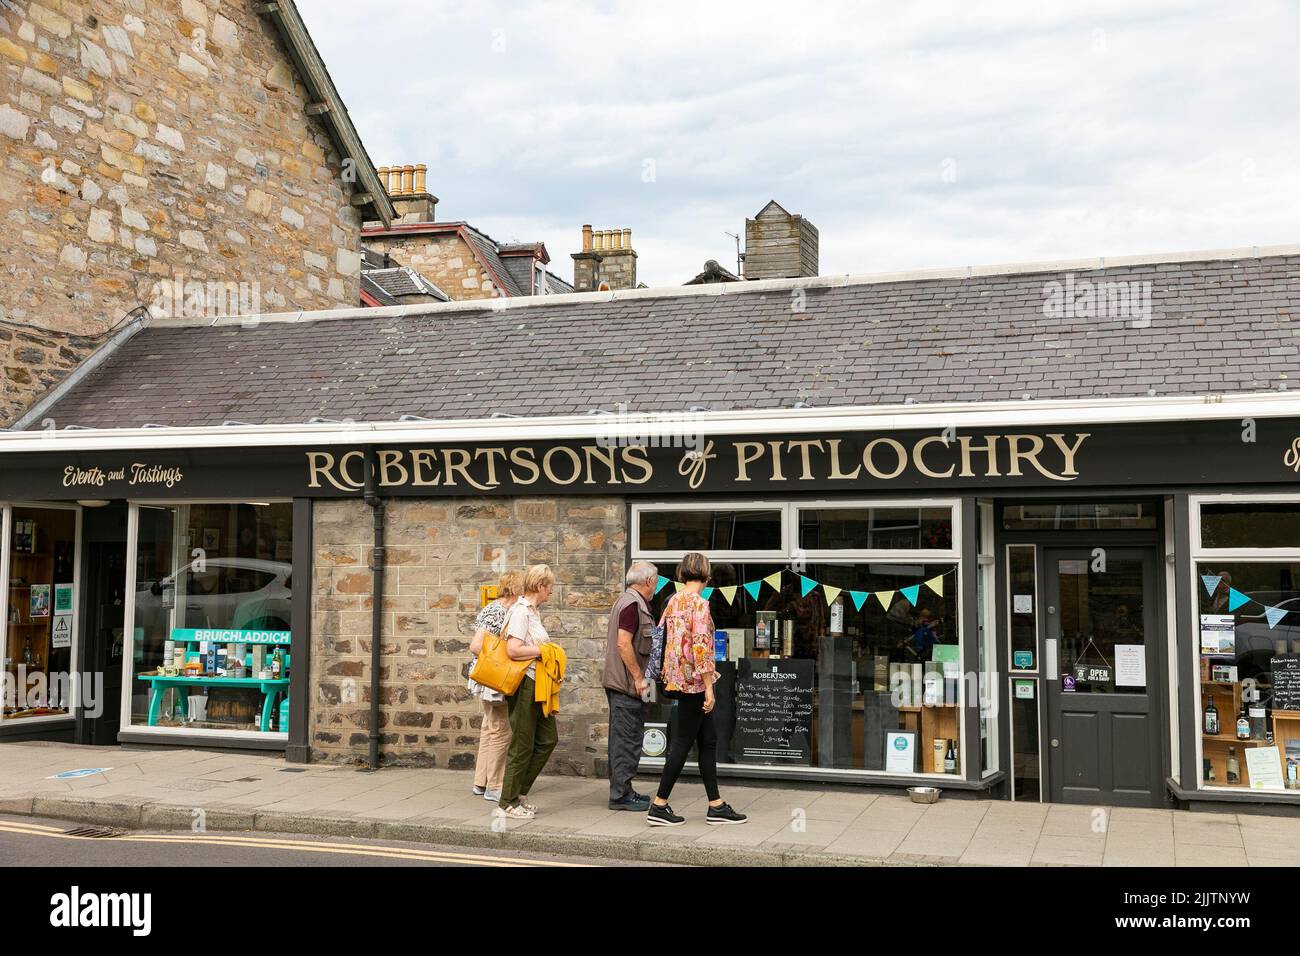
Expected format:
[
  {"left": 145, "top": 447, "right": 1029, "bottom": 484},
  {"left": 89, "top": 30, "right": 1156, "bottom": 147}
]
[{"left": 1044, "top": 548, "right": 1162, "bottom": 807}]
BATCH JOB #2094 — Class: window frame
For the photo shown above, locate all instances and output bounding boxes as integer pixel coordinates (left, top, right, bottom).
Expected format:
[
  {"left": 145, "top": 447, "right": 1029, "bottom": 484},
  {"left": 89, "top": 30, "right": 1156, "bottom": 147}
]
[
  {"left": 0, "top": 501, "right": 83, "bottom": 727},
  {"left": 631, "top": 501, "right": 792, "bottom": 562},
  {"left": 1188, "top": 493, "right": 1300, "bottom": 793},
  {"left": 121, "top": 498, "right": 294, "bottom": 741}
]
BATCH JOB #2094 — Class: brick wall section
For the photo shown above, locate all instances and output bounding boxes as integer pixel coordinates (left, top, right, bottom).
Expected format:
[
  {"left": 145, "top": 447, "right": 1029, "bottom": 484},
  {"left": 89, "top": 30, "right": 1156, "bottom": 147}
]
[
  {"left": 363, "top": 232, "right": 501, "bottom": 300},
  {"left": 310, "top": 496, "right": 627, "bottom": 774},
  {"left": 0, "top": 0, "right": 365, "bottom": 424}
]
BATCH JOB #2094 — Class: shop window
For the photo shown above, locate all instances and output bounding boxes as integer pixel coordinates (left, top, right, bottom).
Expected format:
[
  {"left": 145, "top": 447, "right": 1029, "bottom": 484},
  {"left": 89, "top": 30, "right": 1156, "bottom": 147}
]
[
  {"left": 636, "top": 508, "right": 783, "bottom": 553},
  {"left": 3, "top": 505, "right": 78, "bottom": 721},
  {"left": 798, "top": 506, "right": 953, "bottom": 552},
  {"left": 1007, "top": 545, "right": 1037, "bottom": 671},
  {"left": 1200, "top": 504, "right": 1300, "bottom": 550},
  {"left": 1002, "top": 502, "right": 1157, "bottom": 531},
  {"left": 127, "top": 502, "right": 293, "bottom": 736},
  {"left": 645, "top": 559, "right": 962, "bottom": 776},
  {"left": 1196, "top": 561, "right": 1300, "bottom": 791}
]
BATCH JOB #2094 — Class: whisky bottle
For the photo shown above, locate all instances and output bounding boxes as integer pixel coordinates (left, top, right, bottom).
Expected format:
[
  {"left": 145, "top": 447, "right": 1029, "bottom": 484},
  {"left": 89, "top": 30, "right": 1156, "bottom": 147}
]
[
  {"left": 1235, "top": 704, "right": 1250, "bottom": 741},
  {"left": 944, "top": 739, "right": 957, "bottom": 774},
  {"left": 1203, "top": 696, "right": 1218, "bottom": 735},
  {"left": 1226, "top": 746, "right": 1240, "bottom": 784}
]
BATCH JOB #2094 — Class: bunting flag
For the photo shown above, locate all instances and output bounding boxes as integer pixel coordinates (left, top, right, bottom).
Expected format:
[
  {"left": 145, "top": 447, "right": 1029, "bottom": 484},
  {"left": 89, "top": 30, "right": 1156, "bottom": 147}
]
[
  {"left": 1227, "top": 588, "right": 1250, "bottom": 612},
  {"left": 822, "top": 585, "right": 842, "bottom": 607},
  {"left": 1265, "top": 606, "right": 1288, "bottom": 629},
  {"left": 763, "top": 571, "right": 784, "bottom": 591},
  {"left": 647, "top": 565, "right": 960, "bottom": 614},
  {"left": 702, "top": 587, "right": 714, "bottom": 600},
  {"left": 673, "top": 581, "right": 685, "bottom": 594},
  {"left": 875, "top": 590, "right": 895, "bottom": 610},
  {"left": 654, "top": 575, "right": 670, "bottom": 596},
  {"left": 743, "top": 580, "right": 762, "bottom": 601},
  {"left": 899, "top": 585, "right": 920, "bottom": 606},
  {"left": 925, "top": 575, "right": 944, "bottom": 597},
  {"left": 850, "top": 590, "right": 869, "bottom": 611},
  {"left": 1201, "top": 574, "right": 1222, "bottom": 598},
  {"left": 799, "top": 574, "right": 818, "bottom": 597},
  {"left": 719, "top": 585, "right": 738, "bottom": 605}
]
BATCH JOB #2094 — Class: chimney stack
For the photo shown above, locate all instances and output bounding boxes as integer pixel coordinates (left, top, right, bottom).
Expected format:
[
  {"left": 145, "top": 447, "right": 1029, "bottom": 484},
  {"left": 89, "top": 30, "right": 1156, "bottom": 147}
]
[
  {"left": 380, "top": 161, "right": 438, "bottom": 223},
  {"left": 572, "top": 225, "right": 637, "bottom": 292},
  {"left": 743, "top": 200, "right": 818, "bottom": 280}
]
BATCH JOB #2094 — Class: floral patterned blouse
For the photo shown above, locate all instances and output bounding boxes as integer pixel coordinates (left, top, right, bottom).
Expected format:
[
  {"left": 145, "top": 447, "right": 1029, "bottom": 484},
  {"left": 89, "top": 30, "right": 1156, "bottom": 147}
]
[{"left": 660, "top": 589, "right": 716, "bottom": 695}]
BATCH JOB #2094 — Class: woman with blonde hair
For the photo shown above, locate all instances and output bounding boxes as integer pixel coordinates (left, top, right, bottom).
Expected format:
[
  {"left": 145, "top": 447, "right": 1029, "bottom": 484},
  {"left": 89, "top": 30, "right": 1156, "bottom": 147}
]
[
  {"left": 467, "top": 569, "right": 523, "bottom": 802},
  {"left": 495, "top": 564, "right": 558, "bottom": 820},
  {"left": 648, "top": 551, "right": 747, "bottom": 827}
]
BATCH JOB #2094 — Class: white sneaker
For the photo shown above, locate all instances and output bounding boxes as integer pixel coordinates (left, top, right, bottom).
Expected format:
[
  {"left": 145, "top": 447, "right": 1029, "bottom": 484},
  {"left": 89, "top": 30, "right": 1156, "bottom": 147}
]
[
  {"left": 492, "top": 803, "right": 534, "bottom": 820},
  {"left": 483, "top": 788, "right": 502, "bottom": 802},
  {"left": 472, "top": 785, "right": 486, "bottom": 796}
]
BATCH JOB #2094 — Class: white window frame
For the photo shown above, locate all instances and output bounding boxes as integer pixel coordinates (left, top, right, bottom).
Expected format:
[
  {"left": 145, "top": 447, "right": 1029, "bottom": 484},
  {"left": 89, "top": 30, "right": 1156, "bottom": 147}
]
[
  {"left": 121, "top": 499, "right": 293, "bottom": 742},
  {"left": 978, "top": 500, "right": 999, "bottom": 777},
  {"left": 631, "top": 497, "right": 966, "bottom": 781},
  {"left": 631, "top": 501, "right": 792, "bottom": 562},
  {"left": 0, "top": 501, "right": 83, "bottom": 726},
  {"left": 1188, "top": 493, "right": 1300, "bottom": 793}
]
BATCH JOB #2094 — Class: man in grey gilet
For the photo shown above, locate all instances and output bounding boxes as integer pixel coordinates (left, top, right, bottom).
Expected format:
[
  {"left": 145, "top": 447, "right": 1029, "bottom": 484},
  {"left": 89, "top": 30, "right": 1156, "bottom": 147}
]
[{"left": 602, "top": 561, "right": 658, "bottom": 810}]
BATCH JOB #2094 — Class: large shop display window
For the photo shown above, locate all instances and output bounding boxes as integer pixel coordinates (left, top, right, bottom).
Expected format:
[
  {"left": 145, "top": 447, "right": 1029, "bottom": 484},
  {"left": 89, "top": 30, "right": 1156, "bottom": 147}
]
[
  {"left": 126, "top": 502, "right": 293, "bottom": 737},
  {"left": 1193, "top": 498, "right": 1300, "bottom": 792},
  {"left": 634, "top": 501, "right": 971, "bottom": 777},
  {"left": 2, "top": 504, "right": 80, "bottom": 722}
]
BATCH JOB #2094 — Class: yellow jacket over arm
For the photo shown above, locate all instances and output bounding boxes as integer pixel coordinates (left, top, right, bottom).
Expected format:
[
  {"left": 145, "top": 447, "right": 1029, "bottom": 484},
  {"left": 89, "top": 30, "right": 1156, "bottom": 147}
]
[{"left": 534, "top": 643, "right": 567, "bottom": 717}]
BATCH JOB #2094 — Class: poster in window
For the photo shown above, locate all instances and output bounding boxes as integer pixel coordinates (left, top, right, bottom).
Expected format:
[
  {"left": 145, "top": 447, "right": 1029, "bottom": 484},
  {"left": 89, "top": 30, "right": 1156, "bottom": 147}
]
[
  {"left": 30, "top": 584, "right": 50, "bottom": 618},
  {"left": 733, "top": 658, "right": 813, "bottom": 765},
  {"left": 54, "top": 583, "right": 73, "bottom": 615}
]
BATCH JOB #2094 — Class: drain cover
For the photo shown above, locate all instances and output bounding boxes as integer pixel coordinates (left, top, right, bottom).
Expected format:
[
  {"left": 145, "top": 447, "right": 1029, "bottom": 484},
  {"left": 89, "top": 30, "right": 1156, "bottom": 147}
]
[{"left": 63, "top": 825, "right": 123, "bottom": 839}]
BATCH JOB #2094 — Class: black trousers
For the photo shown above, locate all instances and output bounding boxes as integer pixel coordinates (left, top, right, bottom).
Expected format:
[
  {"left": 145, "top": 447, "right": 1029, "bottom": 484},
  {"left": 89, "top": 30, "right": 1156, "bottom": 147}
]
[
  {"left": 606, "top": 689, "right": 647, "bottom": 801},
  {"left": 656, "top": 692, "right": 720, "bottom": 802}
]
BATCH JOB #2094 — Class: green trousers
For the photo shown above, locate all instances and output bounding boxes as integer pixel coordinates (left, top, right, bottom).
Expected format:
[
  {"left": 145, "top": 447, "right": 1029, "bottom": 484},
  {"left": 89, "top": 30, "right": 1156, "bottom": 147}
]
[{"left": 499, "top": 676, "right": 558, "bottom": 807}]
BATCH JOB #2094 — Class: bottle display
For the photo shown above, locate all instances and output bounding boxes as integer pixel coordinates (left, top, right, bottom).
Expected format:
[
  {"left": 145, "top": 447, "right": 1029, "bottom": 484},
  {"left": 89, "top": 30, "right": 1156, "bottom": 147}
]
[
  {"left": 1226, "top": 746, "right": 1240, "bottom": 784},
  {"left": 1203, "top": 696, "right": 1219, "bottom": 735},
  {"left": 1235, "top": 704, "right": 1250, "bottom": 741}
]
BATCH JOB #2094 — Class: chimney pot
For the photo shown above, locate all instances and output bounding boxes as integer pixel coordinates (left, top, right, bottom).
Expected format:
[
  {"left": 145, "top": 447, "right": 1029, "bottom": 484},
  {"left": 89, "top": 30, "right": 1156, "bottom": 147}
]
[
  {"left": 622, "top": 228, "right": 631, "bottom": 250},
  {"left": 414, "top": 164, "right": 427, "bottom": 194},
  {"left": 402, "top": 165, "right": 416, "bottom": 195},
  {"left": 582, "top": 224, "right": 593, "bottom": 252},
  {"left": 377, "top": 166, "right": 390, "bottom": 194}
]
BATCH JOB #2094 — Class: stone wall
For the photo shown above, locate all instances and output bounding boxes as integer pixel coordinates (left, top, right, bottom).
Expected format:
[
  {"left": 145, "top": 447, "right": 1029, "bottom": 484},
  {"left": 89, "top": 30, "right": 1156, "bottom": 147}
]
[
  {"left": 0, "top": 0, "right": 365, "bottom": 424},
  {"left": 310, "top": 496, "right": 627, "bottom": 774},
  {"left": 363, "top": 231, "right": 501, "bottom": 300}
]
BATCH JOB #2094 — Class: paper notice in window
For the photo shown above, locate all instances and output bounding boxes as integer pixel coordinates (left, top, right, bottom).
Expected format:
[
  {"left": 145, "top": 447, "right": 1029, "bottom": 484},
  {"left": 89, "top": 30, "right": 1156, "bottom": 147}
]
[
  {"left": 1114, "top": 644, "right": 1145, "bottom": 687},
  {"left": 1199, "top": 614, "right": 1236, "bottom": 655},
  {"left": 1013, "top": 594, "right": 1033, "bottom": 614}
]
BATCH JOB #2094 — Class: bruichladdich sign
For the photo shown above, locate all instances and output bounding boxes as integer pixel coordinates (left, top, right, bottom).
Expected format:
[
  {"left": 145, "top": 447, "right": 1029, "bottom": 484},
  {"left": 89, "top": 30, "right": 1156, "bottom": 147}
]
[{"left": 4, "top": 418, "right": 1299, "bottom": 500}]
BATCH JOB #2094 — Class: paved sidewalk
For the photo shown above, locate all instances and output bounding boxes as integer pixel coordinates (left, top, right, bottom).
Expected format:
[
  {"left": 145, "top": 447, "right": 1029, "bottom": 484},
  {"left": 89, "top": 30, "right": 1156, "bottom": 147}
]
[{"left": 1, "top": 741, "right": 1297, "bottom": 866}]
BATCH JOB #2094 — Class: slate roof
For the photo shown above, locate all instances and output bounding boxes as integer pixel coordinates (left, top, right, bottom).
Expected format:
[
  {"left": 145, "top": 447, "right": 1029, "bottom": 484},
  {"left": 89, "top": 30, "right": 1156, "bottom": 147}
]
[
  {"left": 24, "top": 250, "right": 1300, "bottom": 430},
  {"left": 545, "top": 271, "right": 574, "bottom": 295},
  {"left": 362, "top": 267, "right": 449, "bottom": 302}
]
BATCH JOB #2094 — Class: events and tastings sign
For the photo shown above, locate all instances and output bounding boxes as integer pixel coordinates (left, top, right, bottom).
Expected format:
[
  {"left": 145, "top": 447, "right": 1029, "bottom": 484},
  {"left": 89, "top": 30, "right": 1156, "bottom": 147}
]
[{"left": 5, "top": 418, "right": 1300, "bottom": 500}]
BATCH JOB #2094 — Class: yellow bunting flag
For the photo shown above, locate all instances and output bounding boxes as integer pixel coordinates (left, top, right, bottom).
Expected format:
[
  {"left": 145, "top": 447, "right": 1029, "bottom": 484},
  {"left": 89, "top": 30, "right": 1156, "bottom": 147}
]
[
  {"left": 719, "top": 585, "right": 738, "bottom": 605},
  {"left": 823, "top": 585, "right": 842, "bottom": 607},
  {"left": 925, "top": 575, "right": 944, "bottom": 596},
  {"left": 763, "top": 571, "right": 784, "bottom": 591},
  {"left": 875, "top": 590, "right": 895, "bottom": 610},
  {"left": 673, "top": 581, "right": 685, "bottom": 594}
]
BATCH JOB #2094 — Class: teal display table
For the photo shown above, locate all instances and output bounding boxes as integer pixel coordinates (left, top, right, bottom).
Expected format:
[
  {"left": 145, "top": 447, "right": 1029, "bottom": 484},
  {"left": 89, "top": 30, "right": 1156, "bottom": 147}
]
[{"left": 137, "top": 675, "right": 289, "bottom": 732}]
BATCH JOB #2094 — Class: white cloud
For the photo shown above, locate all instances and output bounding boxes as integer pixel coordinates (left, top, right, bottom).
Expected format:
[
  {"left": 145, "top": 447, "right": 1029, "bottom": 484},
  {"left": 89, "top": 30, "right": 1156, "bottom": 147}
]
[{"left": 299, "top": 0, "right": 1300, "bottom": 286}]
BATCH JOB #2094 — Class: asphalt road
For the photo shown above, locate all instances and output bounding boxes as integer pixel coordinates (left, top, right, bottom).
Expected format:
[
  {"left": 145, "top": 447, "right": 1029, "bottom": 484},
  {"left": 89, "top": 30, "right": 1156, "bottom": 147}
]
[{"left": 0, "top": 814, "right": 658, "bottom": 867}]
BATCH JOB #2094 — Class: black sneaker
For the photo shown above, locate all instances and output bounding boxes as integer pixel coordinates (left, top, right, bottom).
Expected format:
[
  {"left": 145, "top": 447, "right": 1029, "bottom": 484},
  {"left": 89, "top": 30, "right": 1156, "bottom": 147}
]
[
  {"left": 706, "top": 801, "right": 748, "bottom": 825},
  {"left": 610, "top": 793, "right": 651, "bottom": 811},
  {"left": 647, "top": 802, "right": 685, "bottom": 827}
]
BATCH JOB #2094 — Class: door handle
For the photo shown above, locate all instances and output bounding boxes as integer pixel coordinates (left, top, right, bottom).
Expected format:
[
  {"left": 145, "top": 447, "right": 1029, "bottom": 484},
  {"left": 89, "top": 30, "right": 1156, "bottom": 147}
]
[{"left": 1051, "top": 739, "right": 1060, "bottom": 748}]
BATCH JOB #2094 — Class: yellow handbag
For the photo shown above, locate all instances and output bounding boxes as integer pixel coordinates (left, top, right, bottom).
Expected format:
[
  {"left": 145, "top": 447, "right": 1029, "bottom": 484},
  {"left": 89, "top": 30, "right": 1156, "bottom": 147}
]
[{"left": 468, "top": 606, "right": 531, "bottom": 696}]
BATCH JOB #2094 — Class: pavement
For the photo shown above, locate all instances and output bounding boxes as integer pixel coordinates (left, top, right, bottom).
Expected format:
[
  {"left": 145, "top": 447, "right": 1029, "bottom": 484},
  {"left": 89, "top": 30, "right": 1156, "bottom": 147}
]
[{"left": 2, "top": 741, "right": 1298, "bottom": 866}]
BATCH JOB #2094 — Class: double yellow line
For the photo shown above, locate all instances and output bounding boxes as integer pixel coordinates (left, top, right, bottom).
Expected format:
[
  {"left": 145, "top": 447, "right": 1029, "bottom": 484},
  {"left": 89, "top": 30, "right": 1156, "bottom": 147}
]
[{"left": 0, "top": 820, "right": 592, "bottom": 867}]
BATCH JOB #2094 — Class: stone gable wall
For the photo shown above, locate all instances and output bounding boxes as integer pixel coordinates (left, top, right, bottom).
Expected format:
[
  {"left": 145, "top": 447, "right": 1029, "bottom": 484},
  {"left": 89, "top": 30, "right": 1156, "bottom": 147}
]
[
  {"left": 363, "top": 231, "right": 501, "bottom": 300},
  {"left": 310, "top": 496, "right": 626, "bottom": 774},
  {"left": 0, "top": 0, "right": 364, "bottom": 424}
]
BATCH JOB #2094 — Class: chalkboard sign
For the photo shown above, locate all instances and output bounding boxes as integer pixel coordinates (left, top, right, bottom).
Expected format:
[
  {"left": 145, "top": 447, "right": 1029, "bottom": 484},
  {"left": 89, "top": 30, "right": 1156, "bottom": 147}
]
[
  {"left": 1271, "top": 656, "right": 1300, "bottom": 712},
  {"left": 733, "top": 658, "right": 814, "bottom": 765}
]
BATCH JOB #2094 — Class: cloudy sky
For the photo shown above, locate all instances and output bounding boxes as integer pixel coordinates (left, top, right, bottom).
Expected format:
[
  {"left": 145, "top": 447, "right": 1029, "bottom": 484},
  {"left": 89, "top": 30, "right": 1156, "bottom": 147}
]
[{"left": 299, "top": 0, "right": 1300, "bottom": 288}]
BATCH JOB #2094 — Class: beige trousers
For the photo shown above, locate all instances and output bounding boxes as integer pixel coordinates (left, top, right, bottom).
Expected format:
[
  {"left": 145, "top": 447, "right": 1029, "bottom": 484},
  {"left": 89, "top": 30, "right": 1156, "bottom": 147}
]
[{"left": 473, "top": 699, "right": 511, "bottom": 790}]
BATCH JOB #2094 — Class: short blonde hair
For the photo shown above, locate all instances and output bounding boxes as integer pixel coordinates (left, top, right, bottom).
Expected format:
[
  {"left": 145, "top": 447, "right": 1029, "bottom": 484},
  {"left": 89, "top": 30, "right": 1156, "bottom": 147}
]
[
  {"left": 677, "top": 551, "right": 711, "bottom": 583},
  {"left": 498, "top": 570, "right": 523, "bottom": 598},
  {"left": 523, "top": 564, "right": 555, "bottom": 594}
]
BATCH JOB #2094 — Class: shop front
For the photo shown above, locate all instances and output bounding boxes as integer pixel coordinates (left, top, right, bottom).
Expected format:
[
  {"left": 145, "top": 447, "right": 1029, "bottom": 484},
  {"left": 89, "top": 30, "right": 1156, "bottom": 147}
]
[{"left": 3, "top": 399, "right": 1300, "bottom": 808}]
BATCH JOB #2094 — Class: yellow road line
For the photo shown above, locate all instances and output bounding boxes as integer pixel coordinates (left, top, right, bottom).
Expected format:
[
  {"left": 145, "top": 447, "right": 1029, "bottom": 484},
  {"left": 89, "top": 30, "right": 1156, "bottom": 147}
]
[{"left": 0, "top": 822, "right": 593, "bottom": 867}]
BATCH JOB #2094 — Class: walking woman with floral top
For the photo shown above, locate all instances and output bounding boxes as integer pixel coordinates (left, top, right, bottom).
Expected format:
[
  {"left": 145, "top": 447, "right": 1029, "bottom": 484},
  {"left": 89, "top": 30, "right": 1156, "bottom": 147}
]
[
  {"left": 466, "top": 569, "right": 522, "bottom": 802},
  {"left": 648, "top": 551, "right": 747, "bottom": 827}
]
